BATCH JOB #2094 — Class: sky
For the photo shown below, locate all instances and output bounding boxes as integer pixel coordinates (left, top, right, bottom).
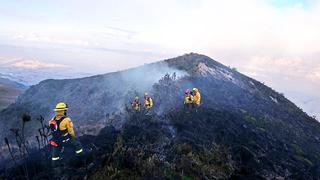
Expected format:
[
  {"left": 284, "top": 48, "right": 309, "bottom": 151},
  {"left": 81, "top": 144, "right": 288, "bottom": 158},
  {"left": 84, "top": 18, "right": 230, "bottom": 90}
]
[{"left": 0, "top": 0, "right": 319, "bottom": 118}]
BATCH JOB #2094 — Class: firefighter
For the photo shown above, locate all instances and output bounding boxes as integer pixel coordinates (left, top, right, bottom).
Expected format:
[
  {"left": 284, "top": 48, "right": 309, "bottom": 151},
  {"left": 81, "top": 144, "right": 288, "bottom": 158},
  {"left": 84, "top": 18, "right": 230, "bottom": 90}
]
[
  {"left": 184, "top": 89, "right": 194, "bottom": 112},
  {"left": 144, "top": 93, "right": 153, "bottom": 110},
  {"left": 49, "top": 102, "right": 83, "bottom": 166},
  {"left": 132, "top": 96, "right": 141, "bottom": 112},
  {"left": 192, "top": 88, "right": 201, "bottom": 107}
]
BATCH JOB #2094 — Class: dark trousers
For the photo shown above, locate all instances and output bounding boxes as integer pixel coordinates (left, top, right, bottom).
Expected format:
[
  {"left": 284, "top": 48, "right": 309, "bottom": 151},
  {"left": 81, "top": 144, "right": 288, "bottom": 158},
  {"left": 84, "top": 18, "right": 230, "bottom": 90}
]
[{"left": 51, "top": 137, "right": 83, "bottom": 161}]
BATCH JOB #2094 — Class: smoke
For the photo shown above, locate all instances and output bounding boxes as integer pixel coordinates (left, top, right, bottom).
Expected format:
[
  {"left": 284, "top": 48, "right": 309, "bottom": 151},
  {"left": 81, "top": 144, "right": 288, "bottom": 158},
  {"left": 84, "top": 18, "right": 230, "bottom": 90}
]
[
  {"left": 101, "top": 61, "right": 188, "bottom": 123},
  {"left": 118, "top": 61, "right": 187, "bottom": 92}
]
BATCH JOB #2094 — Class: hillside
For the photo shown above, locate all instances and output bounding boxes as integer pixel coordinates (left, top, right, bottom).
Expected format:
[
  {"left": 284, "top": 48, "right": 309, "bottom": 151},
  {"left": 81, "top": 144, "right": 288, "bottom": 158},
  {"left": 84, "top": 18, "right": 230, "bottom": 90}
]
[
  {"left": 1, "top": 53, "right": 320, "bottom": 179},
  {"left": 0, "top": 77, "right": 26, "bottom": 111}
]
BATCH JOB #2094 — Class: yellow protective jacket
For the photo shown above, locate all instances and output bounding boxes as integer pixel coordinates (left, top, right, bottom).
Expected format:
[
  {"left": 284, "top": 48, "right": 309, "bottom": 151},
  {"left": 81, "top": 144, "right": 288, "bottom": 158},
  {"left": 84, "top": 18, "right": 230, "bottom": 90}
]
[
  {"left": 193, "top": 91, "right": 201, "bottom": 105},
  {"left": 49, "top": 116, "right": 75, "bottom": 138},
  {"left": 184, "top": 95, "right": 194, "bottom": 104},
  {"left": 144, "top": 97, "right": 153, "bottom": 109}
]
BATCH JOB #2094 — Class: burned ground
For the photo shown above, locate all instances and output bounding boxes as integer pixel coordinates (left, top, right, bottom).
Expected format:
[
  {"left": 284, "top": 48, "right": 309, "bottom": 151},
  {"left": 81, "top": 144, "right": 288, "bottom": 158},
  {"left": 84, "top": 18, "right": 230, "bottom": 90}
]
[{"left": 2, "top": 107, "right": 320, "bottom": 179}]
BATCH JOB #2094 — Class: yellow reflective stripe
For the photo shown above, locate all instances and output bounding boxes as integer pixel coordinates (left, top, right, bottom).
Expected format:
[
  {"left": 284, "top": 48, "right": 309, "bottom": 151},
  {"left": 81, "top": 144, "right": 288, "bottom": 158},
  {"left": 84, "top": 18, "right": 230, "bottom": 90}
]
[
  {"left": 52, "top": 157, "right": 60, "bottom": 161},
  {"left": 75, "top": 149, "right": 83, "bottom": 154}
]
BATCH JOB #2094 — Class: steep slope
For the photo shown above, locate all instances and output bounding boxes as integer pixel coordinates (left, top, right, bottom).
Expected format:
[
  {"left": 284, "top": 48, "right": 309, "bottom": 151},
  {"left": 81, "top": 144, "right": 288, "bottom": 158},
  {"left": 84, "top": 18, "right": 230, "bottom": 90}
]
[
  {"left": 3, "top": 89, "right": 320, "bottom": 179},
  {"left": 0, "top": 77, "right": 26, "bottom": 111},
  {"left": 0, "top": 53, "right": 319, "bottom": 139}
]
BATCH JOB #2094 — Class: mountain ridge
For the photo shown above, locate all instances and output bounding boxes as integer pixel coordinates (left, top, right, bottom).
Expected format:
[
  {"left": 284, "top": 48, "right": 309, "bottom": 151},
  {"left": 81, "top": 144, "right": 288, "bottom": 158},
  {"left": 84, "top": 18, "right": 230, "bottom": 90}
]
[
  {"left": 1, "top": 53, "right": 318, "bottom": 136},
  {"left": 1, "top": 53, "right": 320, "bottom": 178}
]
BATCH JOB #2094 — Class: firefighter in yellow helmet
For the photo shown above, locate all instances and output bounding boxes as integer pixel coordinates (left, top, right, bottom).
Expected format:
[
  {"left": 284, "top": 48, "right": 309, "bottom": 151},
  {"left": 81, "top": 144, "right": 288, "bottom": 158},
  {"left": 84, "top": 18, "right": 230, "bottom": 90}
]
[
  {"left": 132, "top": 96, "right": 141, "bottom": 112},
  {"left": 49, "top": 102, "right": 83, "bottom": 166},
  {"left": 184, "top": 89, "right": 194, "bottom": 111},
  {"left": 192, "top": 88, "right": 201, "bottom": 107},
  {"left": 144, "top": 92, "right": 153, "bottom": 110}
]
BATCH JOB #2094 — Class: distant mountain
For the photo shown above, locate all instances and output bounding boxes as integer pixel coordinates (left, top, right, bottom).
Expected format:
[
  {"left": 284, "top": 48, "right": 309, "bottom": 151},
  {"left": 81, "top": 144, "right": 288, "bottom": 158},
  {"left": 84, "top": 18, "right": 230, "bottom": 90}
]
[
  {"left": 0, "top": 77, "right": 26, "bottom": 111},
  {"left": 1, "top": 53, "right": 320, "bottom": 178},
  {"left": 0, "top": 60, "right": 92, "bottom": 86}
]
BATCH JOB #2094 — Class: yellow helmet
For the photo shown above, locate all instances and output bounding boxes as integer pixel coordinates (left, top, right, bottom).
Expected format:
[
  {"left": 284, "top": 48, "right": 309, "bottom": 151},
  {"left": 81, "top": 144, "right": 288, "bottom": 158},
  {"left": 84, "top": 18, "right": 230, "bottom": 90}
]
[
  {"left": 193, "top": 88, "right": 198, "bottom": 92},
  {"left": 54, "top": 102, "right": 68, "bottom": 112}
]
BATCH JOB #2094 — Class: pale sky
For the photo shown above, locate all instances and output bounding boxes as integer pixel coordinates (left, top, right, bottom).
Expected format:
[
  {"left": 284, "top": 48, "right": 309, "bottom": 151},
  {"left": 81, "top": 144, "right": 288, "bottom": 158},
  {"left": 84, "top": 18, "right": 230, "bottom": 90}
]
[{"left": 0, "top": 0, "right": 319, "bottom": 117}]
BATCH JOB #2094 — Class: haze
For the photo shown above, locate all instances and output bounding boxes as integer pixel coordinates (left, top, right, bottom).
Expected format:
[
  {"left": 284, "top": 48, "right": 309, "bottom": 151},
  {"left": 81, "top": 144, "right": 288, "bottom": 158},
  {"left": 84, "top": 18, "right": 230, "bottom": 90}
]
[{"left": 0, "top": 0, "right": 319, "bottom": 117}]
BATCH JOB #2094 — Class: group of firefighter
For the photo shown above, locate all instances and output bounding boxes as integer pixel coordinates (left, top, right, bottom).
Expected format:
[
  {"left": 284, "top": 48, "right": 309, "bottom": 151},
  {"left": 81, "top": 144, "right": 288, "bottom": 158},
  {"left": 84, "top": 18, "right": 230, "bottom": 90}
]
[
  {"left": 183, "top": 88, "right": 201, "bottom": 111},
  {"left": 48, "top": 88, "right": 201, "bottom": 167},
  {"left": 131, "top": 88, "right": 201, "bottom": 112},
  {"left": 131, "top": 92, "right": 154, "bottom": 112}
]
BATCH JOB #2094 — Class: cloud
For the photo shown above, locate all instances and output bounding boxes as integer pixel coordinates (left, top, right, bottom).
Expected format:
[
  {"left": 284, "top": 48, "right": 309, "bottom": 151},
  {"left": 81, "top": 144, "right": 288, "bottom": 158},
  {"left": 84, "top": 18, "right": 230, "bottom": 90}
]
[
  {"left": 307, "top": 66, "right": 320, "bottom": 81},
  {"left": 5, "top": 24, "right": 143, "bottom": 50},
  {"left": 236, "top": 55, "right": 320, "bottom": 118},
  {"left": 0, "top": 57, "right": 67, "bottom": 69},
  {"left": 11, "top": 60, "right": 67, "bottom": 69},
  {"left": 2, "top": 0, "right": 320, "bottom": 57},
  {"left": 117, "top": 0, "right": 320, "bottom": 56},
  {"left": 12, "top": 33, "right": 90, "bottom": 47},
  {"left": 239, "top": 55, "right": 320, "bottom": 85},
  {"left": 243, "top": 56, "right": 305, "bottom": 77}
]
